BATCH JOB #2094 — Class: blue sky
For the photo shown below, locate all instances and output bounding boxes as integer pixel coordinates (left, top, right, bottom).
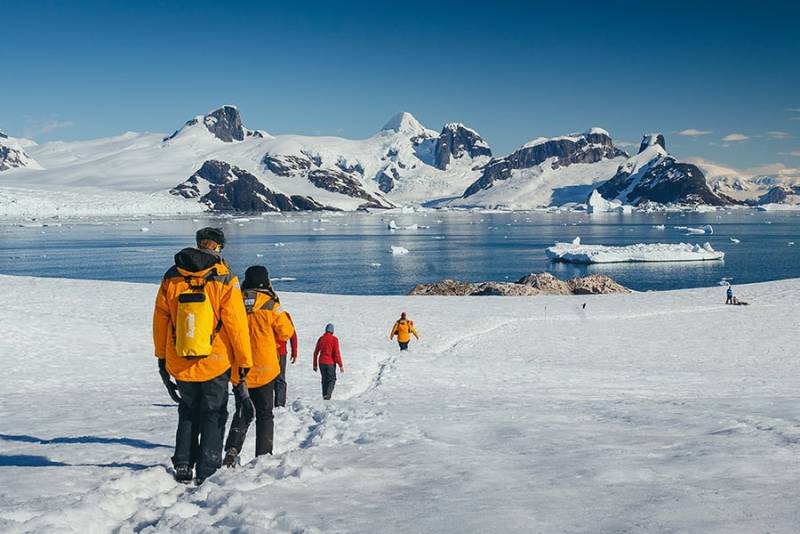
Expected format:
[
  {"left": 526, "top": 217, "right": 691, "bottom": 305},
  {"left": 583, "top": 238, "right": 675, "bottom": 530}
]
[{"left": 1, "top": 0, "right": 799, "bottom": 170}]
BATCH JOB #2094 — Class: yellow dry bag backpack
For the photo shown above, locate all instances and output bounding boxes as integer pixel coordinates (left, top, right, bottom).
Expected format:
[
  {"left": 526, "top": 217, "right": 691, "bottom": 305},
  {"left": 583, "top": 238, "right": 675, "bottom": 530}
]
[{"left": 175, "top": 273, "right": 221, "bottom": 358}]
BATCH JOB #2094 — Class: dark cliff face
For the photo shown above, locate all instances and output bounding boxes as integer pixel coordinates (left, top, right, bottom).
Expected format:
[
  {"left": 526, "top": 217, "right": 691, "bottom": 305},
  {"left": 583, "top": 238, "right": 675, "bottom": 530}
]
[
  {"left": 163, "top": 105, "right": 246, "bottom": 143},
  {"left": 433, "top": 123, "right": 492, "bottom": 170},
  {"left": 596, "top": 135, "right": 734, "bottom": 206},
  {"left": 463, "top": 130, "right": 626, "bottom": 198},
  {"left": 170, "top": 160, "right": 329, "bottom": 212},
  {"left": 262, "top": 152, "right": 394, "bottom": 208},
  {"left": 639, "top": 133, "right": 666, "bottom": 153}
]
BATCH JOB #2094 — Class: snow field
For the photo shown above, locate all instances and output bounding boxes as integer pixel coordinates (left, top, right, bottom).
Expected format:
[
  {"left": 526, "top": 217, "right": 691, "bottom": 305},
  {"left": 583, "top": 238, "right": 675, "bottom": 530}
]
[{"left": 1, "top": 275, "right": 800, "bottom": 532}]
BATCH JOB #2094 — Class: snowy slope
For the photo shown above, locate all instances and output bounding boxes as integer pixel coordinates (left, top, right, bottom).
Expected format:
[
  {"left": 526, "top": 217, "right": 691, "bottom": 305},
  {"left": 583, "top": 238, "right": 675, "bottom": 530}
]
[
  {"left": 0, "top": 132, "right": 41, "bottom": 171},
  {"left": 2, "top": 275, "right": 800, "bottom": 532}
]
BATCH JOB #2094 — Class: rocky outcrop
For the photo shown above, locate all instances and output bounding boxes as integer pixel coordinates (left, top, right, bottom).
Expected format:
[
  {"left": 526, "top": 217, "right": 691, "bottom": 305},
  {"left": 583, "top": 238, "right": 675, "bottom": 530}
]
[
  {"left": 596, "top": 134, "right": 734, "bottom": 206},
  {"left": 307, "top": 169, "right": 394, "bottom": 208},
  {"left": 163, "top": 105, "right": 246, "bottom": 143},
  {"left": 463, "top": 128, "right": 627, "bottom": 198},
  {"left": 170, "top": 160, "right": 329, "bottom": 212},
  {"left": 433, "top": 123, "right": 492, "bottom": 170},
  {"left": 756, "top": 185, "right": 799, "bottom": 205},
  {"left": 376, "top": 165, "right": 400, "bottom": 193},
  {"left": 408, "top": 272, "right": 629, "bottom": 296},
  {"left": 0, "top": 134, "right": 40, "bottom": 171}
]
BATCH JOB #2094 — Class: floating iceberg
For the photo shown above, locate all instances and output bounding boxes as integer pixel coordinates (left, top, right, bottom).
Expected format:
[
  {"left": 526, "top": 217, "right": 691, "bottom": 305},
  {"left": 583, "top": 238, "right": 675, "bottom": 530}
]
[
  {"left": 546, "top": 240, "right": 725, "bottom": 264},
  {"left": 675, "top": 225, "right": 713, "bottom": 235},
  {"left": 387, "top": 220, "right": 398, "bottom": 230},
  {"left": 391, "top": 246, "right": 410, "bottom": 256},
  {"left": 586, "top": 190, "right": 634, "bottom": 214}
]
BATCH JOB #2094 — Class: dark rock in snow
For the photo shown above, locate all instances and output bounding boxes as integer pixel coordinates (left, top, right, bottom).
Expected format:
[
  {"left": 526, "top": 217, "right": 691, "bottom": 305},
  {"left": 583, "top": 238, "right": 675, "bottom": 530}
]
[
  {"left": 376, "top": 165, "right": 400, "bottom": 193},
  {"left": 307, "top": 169, "right": 393, "bottom": 208},
  {"left": 408, "top": 272, "right": 629, "bottom": 296},
  {"left": 639, "top": 133, "right": 666, "bottom": 153},
  {"left": 263, "top": 154, "right": 314, "bottom": 177},
  {"left": 433, "top": 123, "right": 492, "bottom": 170},
  {"left": 171, "top": 160, "right": 329, "bottom": 212},
  {"left": 163, "top": 105, "right": 246, "bottom": 143},
  {"left": 463, "top": 129, "right": 627, "bottom": 198},
  {"left": 757, "top": 185, "right": 796, "bottom": 205},
  {"left": 596, "top": 134, "right": 734, "bottom": 206}
]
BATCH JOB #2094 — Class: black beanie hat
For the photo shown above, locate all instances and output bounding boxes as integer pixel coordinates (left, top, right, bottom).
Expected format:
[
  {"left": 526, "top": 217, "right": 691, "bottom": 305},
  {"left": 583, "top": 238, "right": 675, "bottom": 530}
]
[
  {"left": 242, "top": 265, "right": 270, "bottom": 290},
  {"left": 196, "top": 227, "right": 226, "bottom": 247}
]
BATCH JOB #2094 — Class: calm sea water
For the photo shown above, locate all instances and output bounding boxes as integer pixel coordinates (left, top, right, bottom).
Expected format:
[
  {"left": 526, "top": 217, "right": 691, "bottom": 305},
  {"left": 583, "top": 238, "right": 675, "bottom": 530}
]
[{"left": 1, "top": 210, "right": 799, "bottom": 295}]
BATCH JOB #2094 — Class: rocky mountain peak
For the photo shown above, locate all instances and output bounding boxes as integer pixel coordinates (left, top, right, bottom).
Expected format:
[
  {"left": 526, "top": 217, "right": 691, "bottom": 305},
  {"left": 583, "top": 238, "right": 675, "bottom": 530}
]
[
  {"left": 163, "top": 105, "right": 246, "bottom": 143},
  {"left": 381, "top": 112, "right": 429, "bottom": 136},
  {"left": 433, "top": 123, "right": 492, "bottom": 170},
  {"left": 639, "top": 133, "right": 666, "bottom": 153}
]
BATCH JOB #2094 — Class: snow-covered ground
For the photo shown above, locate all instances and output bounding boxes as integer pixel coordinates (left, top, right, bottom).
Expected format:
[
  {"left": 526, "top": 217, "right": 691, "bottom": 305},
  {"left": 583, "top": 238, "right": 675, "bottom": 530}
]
[
  {"left": 546, "top": 239, "right": 725, "bottom": 264},
  {"left": 1, "top": 275, "right": 800, "bottom": 532}
]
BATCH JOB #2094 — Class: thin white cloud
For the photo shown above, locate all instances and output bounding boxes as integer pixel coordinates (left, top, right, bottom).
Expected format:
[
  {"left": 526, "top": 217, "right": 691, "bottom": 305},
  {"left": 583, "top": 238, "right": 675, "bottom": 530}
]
[
  {"left": 766, "top": 131, "right": 792, "bottom": 139},
  {"left": 785, "top": 108, "right": 800, "bottom": 113},
  {"left": 23, "top": 118, "right": 75, "bottom": 138},
  {"left": 782, "top": 150, "right": 800, "bottom": 157},
  {"left": 615, "top": 140, "right": 637, "bottom": 148},
  {"left": 721, "top": 133, "right": 750, "bottom": 142},
  {"left": 676, "top": 128, "right": 712, "bottom": 137}
]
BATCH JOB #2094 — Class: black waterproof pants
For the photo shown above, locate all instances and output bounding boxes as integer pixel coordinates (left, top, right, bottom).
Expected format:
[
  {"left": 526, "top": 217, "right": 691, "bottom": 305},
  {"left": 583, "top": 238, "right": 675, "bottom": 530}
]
[
  {"left": 320, "top": 364, "right": 337, "bottom": 399},
  {"left": 174, "top": 369, "right": 230, "bottom": 479},
  {"left": 399, "top": 341, "right": 409, "bottom": 351},
  {"left": 225, "top": 381, "right": 275, "bottom": 456},
  {"left": 274, "top": 354, "right": 288, "bottom": 407}
]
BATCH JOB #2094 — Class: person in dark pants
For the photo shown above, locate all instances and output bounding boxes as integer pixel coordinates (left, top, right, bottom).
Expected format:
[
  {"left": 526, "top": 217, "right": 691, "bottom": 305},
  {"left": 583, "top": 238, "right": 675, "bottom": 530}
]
[
  {"left": 274, "top": 313, "right": 298, "bottom": 407},
  {"left": 726, "top": 285, "right": 734, "bottom": 304},
  {"left": 223, "top": 266, "right": 295, "bottom": 467},
  {"left": 175, "top": 369, "right": 230, "bottom": 478},
  {"left": 389, "top": 312, "right": 419, "bottom": 351},
  {"left": 313, "top": 323, "right": 344, "bottom": 400},
  {"left": 153, "top": 228, "right": 253, "bottom": 484}
]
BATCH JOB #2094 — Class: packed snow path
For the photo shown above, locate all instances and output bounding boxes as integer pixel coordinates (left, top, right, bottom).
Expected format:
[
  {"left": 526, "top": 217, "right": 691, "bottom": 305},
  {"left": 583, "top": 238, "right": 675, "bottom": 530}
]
[{"left": 1, "top": 275, "right": 799, "bottom": 533}]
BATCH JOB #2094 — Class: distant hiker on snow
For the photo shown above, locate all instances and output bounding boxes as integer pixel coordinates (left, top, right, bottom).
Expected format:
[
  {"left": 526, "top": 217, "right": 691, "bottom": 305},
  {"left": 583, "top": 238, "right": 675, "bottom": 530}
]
[
  {"left": 275, "top": 311, "right": 298, "bottom": 408},
  {"left": 726, "top": 285, "right": 734, "bottom": 305},
  {"left": 152, "top": 227, "right": 252, "bottom": 484},
  {"left": 223, "top": 265, "right": 295, "bottom": 467},
  {"left": 389, "top": 312, "right": 419, "bottom": 351},
  {"left": 313, "top": 323, "right": 344, "bottom": 400}
]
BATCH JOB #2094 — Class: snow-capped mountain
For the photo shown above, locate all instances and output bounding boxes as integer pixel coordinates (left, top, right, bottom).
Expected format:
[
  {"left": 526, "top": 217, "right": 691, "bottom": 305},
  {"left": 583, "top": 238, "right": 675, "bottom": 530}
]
[
  {"left": 163, "top": 104, "right": 267, "bottom": 143},
  {"left": 693, "top": 159, "right": 800, "bottom": 205},
  {"left": 0, "top": 131, "right": 41, "bottom": 171},
  {"left": 595, "top": 134, "right": 733, "bottom": 206},
  {"left": 449, "top": 128, "right": 628, "bottom": 209}
]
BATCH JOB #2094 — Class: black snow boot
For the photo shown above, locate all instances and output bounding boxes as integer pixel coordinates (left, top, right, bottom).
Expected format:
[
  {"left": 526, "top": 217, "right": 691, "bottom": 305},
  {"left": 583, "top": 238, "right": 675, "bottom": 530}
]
[{"left": 174, "top": 464, "right": 193, "bottom": 484}]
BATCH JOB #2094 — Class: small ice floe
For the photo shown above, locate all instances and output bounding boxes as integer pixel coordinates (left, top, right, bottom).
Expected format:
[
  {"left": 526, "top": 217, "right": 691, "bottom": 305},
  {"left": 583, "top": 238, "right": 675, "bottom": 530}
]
[
  {"left": 233, "top": 218, "right": 250, "bottom": 223},
  {"left": 140, "top": 227, "right": 150, "bottom": 232},
  {"left": 404, "top": 224, "right": 419, "bottom": 230},
  {"left": 789, "top": 242, "right": 795, "bottom": 246},
  {"left": 273, "top": 243, "right": 286, "bottom": 247},
  {"left": 312, "top": 227, "right": 325, "bottom": 231},
  {"left": 730, "top": 238, "right": 741, "bottom": 243},
  {"left": 432, "top": 236, "right": 445, "bottom": 240},
  {"left": 391, "top": 246, "right": 410, "bottom": 256},
  {"left": 418, "top": 225, "right": 431, "bottom": 229},
  {"left": 677, "top": 224, "right": 714, "bottom": 235},
  {"left": 387, "top": 220, "right": 398, "bottom": 230},
  {"left": 192, "top": 219, "right": 199, "bottom": 223},
  {"left": 272, "top": 277, "right": 297, "bottom": 282},
  {"left": 256, "top": 253, "right": 264, "bottom": 258},
  {"left": 572, "top": 236, "right": 581, "bottom": 245},
  {"left": 369, "top": 262, "right": 382, "bottom": 268},
  {"left": 652, "top": 224, "right": 666, "bottom": 230}
]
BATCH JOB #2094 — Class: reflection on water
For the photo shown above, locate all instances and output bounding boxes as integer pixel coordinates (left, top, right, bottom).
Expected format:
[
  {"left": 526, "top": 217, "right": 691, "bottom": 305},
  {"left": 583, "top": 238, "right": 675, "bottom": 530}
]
[{"left": 1, "top": 210, "right": 799, "bottom": 295}]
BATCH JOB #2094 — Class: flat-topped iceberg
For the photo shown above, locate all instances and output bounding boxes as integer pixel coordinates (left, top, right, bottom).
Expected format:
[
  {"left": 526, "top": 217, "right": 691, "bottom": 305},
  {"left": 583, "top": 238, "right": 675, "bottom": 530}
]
[{"left": 546, "top": 240, "right": 725, "bottom": 264}]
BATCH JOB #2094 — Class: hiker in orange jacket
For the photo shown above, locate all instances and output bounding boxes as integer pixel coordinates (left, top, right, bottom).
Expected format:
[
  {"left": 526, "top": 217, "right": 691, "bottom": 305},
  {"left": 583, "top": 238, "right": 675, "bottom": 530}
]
[
  {"left": 223, "top": 266, "right": 294, "bottom": 466},
  {"left": 152, "top": 227, "right": 252, "bottom": 484},
  {"left": 389, "top": 311, "right": 419, "bottom": 351}
]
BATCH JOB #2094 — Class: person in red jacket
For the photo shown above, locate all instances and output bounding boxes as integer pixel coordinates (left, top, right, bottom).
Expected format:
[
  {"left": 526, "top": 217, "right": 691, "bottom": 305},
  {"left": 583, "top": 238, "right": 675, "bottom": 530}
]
[
  {"left": 274, "top": 312, "right": 298, "bottom": 407},
  {"left": 313, "top": 323, "right": 344, "bottom": 400}
]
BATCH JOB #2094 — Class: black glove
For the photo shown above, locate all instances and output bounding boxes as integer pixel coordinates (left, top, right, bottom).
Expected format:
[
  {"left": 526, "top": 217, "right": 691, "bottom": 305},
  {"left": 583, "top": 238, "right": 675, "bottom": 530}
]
[
  {"left": 158, "top": 359, "right": 181, "bottom": 403},
  {"left": 234, "top": 368, "right": 255, "bottom": 423}
]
